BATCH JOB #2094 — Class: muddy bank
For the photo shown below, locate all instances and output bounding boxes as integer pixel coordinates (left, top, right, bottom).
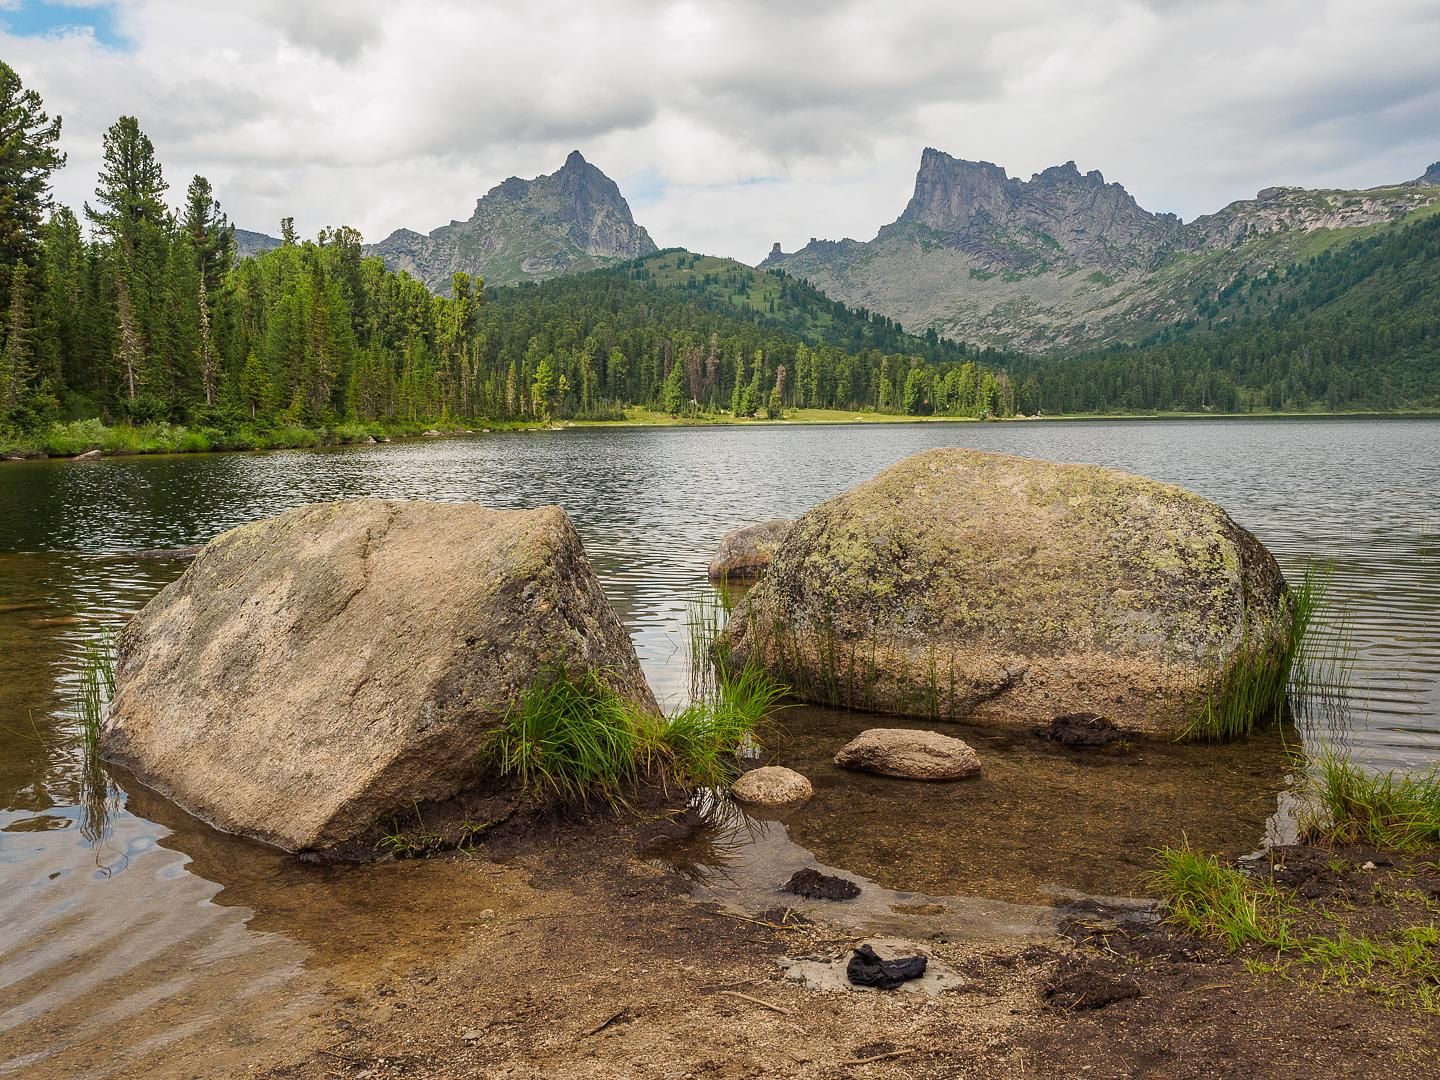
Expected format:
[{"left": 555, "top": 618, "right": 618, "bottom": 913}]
[{"left": 241, "top": 818, "right": 1440, "bottom": 1080}]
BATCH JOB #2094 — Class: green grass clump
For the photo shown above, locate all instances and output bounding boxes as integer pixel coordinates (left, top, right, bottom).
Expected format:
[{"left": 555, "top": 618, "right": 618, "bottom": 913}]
[
  {"left": 1150, "top": 839, "right": 1440, "bottom": 1014},
  {"left": 664, "top": 665, "right": 787, "bottom": 787},
  {"left": 1298, "top": 750, "right": 1440, "bottom": 851},
  {"left": 494, "top": 669, "right": 644, "bottom": 804},
  {"left": 1148, "top": 841, "right": 1293, "bottom": 949},
  {"left": 1183, "top": 563, "right": 1328, "bottom": 742},
  {"left": 494, "top": 662, "right": 787, "bottom": 805}
]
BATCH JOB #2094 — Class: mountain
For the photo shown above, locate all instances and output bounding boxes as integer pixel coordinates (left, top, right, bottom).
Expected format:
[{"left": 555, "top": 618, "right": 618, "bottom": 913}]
[
  {"left": 761, "top": 148, "right": 1440, "bottom": 352},
  {"left": 368, "top": 151, "right": 657, "bottom": 293},
  {"left": 234, "top": 228, "right": 282, "bottom": 258}
]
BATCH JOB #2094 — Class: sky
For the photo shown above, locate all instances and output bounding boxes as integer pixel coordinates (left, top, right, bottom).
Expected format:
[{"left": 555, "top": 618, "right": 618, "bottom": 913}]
[{"left": 3, "top": 0, "right": 1438, "bottom": 265}]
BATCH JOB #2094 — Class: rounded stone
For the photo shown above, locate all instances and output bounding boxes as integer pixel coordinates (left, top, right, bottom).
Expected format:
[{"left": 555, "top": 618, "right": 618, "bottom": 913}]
[
  {"left": 731, "top": 765, "right": 814, "bottom": 806},
  {"left": 834, "top": 728, "right": 981, "bottom": 781},
  {"left": 707, "top": 519, "right": 794, "bottom": 582}
]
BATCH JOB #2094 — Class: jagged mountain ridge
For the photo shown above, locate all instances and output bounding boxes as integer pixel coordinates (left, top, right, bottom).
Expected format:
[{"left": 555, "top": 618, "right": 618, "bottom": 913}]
[
  {"left": 367, "top": 151, "right": 656, "bottom": 293},
  {"left": 762, "top": 148, "right": 1440, "bottom": 351}
]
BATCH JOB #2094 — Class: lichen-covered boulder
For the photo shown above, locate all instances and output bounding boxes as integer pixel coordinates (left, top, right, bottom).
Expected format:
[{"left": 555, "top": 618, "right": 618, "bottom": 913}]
[
  {"left": 102, "top": 499, "right": 657, "bottom": 852},
  {"left": 834, "top": 729, "right": 981, "bottom": 780},
  {"left": 731, "top": 765, "right": 813, "bottom": 806},
  {"left": 720, "top": 449, "right": 1287, "bottom": 736},
  {"left": 708, "top": 519, "right": 793, "bottom": 581}
]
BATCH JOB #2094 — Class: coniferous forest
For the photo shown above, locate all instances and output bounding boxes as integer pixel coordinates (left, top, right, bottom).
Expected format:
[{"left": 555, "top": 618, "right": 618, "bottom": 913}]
[{"left": 1, "top": 60, "right": 1437, "bottom": 457}]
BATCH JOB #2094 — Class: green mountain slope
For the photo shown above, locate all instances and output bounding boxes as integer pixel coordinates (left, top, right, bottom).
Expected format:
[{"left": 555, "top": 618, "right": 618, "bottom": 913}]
[{"left": 1010, "top": 209, "right": 1440, "bottom": 412}]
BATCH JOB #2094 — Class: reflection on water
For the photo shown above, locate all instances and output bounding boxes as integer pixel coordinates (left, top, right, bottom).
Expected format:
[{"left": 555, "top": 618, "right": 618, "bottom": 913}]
[{"left": 1, "top": 418, "right": 1438, "bottom": 1072}]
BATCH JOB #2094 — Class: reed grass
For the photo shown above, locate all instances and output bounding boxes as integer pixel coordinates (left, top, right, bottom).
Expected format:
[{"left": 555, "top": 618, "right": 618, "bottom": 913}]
[
  {"left": 1181, "top": 563, "right": 1329, "bottom": 742},
  {"left": 494, "top": 669, "right": 643, "bottom": 804},
  {"left": 494, "top": 661, "right": 787, "bottom": 805},
  {"left": 1297, "top": 749, "right": 1440, "bottom": 851},
  {"left": 75, "top": 634, "right": 118, "bottom": 847}
]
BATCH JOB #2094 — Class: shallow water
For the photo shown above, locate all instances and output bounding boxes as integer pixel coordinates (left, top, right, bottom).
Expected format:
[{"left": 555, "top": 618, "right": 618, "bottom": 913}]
[{"left": 2, "top": 418, "right": 1438, "bottom": 1072}]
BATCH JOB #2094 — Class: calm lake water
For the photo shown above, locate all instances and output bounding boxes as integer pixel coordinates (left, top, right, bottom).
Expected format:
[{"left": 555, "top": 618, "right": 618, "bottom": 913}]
[{"left": 2, "top": 418, "right": 1438, "bottom": 1075}]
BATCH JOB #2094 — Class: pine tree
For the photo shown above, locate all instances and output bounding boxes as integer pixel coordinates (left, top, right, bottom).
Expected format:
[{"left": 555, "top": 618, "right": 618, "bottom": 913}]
[
  {"left": 84, "top": 116, "right": 167, "bottom": 248},
  {"left": 661, "top": 359, "right": 685, "bottom": 415},
  {"left": 1, "top": 263, "right": 33, "bottom": 413},
  {"left": 0, "top": 62, "right": 66, "bottom": 314}
]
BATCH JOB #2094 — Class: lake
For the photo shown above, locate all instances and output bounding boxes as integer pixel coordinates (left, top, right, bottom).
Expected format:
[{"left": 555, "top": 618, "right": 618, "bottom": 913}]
[{"left": 2, "top": 417, "right": 1438, "bottom": 1075}]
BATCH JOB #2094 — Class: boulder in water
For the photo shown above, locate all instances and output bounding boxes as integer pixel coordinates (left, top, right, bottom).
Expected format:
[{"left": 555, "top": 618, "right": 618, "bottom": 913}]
[
  {"left": 707, "top": 519, "right": 793, "bottom": 582},
  {"left": 720, "top": 449, "right": 1288, "bottom": 736},
  {"left": 102, "top": 499, "right": 656, "bottom": 852}
]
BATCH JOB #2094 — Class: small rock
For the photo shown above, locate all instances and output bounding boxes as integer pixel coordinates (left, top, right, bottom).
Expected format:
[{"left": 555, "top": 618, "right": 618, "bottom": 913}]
[
  {"left": 1361, "top": 861, "right": 1377, "bottom": 872},
  {"left": 479, "top": 908, "right": 496, "bottom": 919},
  {"left": 460, "top": 1029, "right": 483, "bottom": 1042},
  {"left": 365, "top": 436, "right": 377, "bottom": 444},
  {"left": 422, "top": 429, "right": 441, "bottom": 437},
  {"left": 708, "top": 519, "right": 793, "bottom": 582},
  {"left": 834, "top": 728, "right": 981, "bottom": 781},
  {"left": 782, "top": 867, "right": 860, "bottom": 900},
  {"left": 731, "top": 765, "right": 813, "bottom": 806},
  {"left": 72, "top": 449, "right": 103, "bottom": 461}
]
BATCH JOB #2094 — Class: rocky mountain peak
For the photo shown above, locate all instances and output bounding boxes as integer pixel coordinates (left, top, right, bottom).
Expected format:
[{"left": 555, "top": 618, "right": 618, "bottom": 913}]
[
  {"left": 1416, "top": 161, "right": 1440, "bottom": 186},
  {"left": 893, "top": 147, "right": 1179, "bottom": 273},
  {"left": 369, "top": 153, "right": 656, "bottom": 292}
]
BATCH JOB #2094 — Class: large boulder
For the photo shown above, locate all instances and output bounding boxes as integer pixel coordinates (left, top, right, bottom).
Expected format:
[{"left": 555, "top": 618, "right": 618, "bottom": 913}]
[
  {"left": 708, "top": 519, "right": 793, "bottom": 581},
  {"left": 102, "top": 499, "right": 657, "bottom": 852},
  {"left": 720, "top": 449, "right": 1287, "bottom": 736}
]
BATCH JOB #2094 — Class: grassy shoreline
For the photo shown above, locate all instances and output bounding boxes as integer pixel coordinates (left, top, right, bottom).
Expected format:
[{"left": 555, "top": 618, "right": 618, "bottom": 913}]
[{"left": 4, "top": 406, "right": 1437, "bottom": 462}]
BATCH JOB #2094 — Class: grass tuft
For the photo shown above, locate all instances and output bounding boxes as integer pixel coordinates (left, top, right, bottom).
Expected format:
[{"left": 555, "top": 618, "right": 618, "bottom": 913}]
[
  {"left": 1148, "top": 841, "right": 1293, "bottom": 949},
  {"left": 493, "top": 662, "right": 788, "bottom": 806},
  {"left": 1182, "top": 563, "right": 1328, "bottom": 742},
  {"left": 494, "top": 669, "right": 643, "bottom": 805},
  {"left": 1298, "top": 749, "right": 1440, "bottom": 851}
]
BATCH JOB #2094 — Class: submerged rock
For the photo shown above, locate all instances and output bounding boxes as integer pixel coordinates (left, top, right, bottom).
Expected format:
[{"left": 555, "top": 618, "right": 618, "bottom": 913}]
[
  {"left": 707, "top": 519, "right": 793, "bottom": 582},
  {"left": 782, "top": 867, "right": 861, "bottom": 900},
  {"left": 720, "top": 448, "right": 1287, "bottom": 736},
  {"left": 834, "top": 728, "right": 982, "bottom": 780},
  {"left": 731, "top": 765, "right": 813, "bottom": 806},
  {"left": 1040, "top": 712, "right": 1125, "bottom": 748},
  {"left": 102, "top": 499, "right": 656, "bottom": 853}
]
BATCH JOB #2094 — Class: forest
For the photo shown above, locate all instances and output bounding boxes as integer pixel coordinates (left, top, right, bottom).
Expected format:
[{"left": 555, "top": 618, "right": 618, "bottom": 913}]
[{"left": 1, "top": 60, "right": 1436, "bottom": 457}]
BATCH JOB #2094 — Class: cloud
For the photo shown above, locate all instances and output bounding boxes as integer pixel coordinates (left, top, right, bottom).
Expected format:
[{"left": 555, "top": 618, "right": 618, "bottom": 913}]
[{"left": 2, "top": 0, "right": 1437, "bottom": 264}]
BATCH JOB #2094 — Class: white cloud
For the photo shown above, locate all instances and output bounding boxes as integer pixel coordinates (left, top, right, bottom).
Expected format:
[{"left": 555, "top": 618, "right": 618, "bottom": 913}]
[{"left": 3, "top": 0, "right": 1437, "bottom": 264}]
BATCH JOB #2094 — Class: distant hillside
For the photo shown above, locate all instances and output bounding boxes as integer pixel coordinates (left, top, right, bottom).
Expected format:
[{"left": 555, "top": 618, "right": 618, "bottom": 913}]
[
  {"left": 368, "top": 151, "right": 657, "bottom": 293},
  {"left": 1010, "top": 207, "right": 1440, "bottom": 412},
  {"left": 234, "top": 228, "right": 281, "bottom": 258},
  {"left": 606, "top": 249, "right": 974, "bottom": 362},
  {"left": 763, "top": 148, "right": 1440, "bottom": 352}
]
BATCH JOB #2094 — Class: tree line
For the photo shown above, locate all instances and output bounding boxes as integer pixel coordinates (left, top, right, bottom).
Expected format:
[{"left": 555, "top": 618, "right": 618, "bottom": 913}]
[
  {"left": 0, "top": 63, "right": 1019, "bottom": 440},
  {"left": 1, "top": 58, "right": 1435, "bottom": 446}
]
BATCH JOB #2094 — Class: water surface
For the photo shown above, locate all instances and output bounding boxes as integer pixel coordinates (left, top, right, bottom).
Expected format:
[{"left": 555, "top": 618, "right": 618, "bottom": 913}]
[{"left": 2, "top": 418, "right": 1437, "bottom": 1074}]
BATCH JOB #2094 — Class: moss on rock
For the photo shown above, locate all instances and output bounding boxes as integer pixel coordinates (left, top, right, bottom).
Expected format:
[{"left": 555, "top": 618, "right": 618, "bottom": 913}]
[{"left": 720, "top": 449, "right": 1289, "bottom": 737}]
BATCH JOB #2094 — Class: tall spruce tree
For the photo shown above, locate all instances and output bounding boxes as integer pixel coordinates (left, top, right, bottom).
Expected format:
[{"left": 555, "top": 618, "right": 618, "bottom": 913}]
[{"left": 0, "top": 62, "right": 66, "bottom": 315}]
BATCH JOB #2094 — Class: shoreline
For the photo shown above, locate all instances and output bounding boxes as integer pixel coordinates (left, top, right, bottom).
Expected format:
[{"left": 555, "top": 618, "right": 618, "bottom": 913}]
[{"left": 3, "top": 407, "right": 1438, "bottom": 463}]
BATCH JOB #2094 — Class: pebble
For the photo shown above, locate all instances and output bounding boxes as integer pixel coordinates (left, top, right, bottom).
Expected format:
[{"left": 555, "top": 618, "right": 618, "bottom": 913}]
[{"left": 1361, "top": 861, "right": 1377, "bottom": 871}]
